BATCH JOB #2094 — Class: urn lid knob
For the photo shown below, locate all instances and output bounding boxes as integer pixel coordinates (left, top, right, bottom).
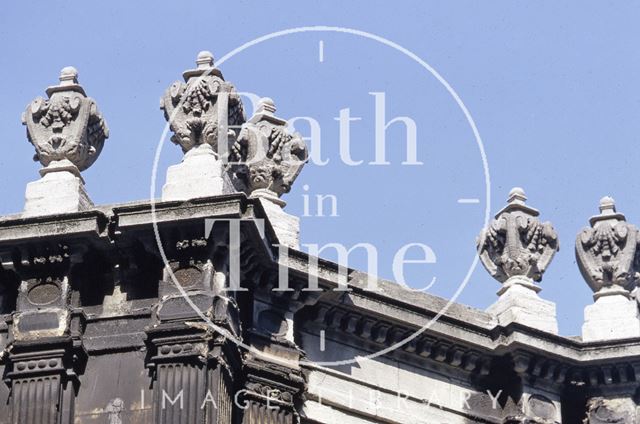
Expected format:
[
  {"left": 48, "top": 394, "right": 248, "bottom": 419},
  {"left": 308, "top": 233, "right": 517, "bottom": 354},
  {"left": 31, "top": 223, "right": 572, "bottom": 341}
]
[
  {"left": 59, "top": 66, "right": 78, "bottom": 85},
  {"left": 196, "top": 51, "right": 214, "bottom": 69}
]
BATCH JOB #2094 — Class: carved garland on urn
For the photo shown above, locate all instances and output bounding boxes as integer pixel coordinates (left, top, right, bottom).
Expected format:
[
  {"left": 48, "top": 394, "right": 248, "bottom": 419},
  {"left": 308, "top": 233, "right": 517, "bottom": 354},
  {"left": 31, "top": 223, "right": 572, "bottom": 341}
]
[
  {"left": 22, "top": 66, "right": 108, "bottom": 175},
  {"left": 575, "top": 196, "right": 640, "bottom": 299},
  {"left": 160, "top": 51, "right": 245, "bottom": 156},
  {"left": 478, "top": 188, "right": 559, "bottom": 292},
  {"left": 230, "top": 98, "right": 308, "bottom": 201}
]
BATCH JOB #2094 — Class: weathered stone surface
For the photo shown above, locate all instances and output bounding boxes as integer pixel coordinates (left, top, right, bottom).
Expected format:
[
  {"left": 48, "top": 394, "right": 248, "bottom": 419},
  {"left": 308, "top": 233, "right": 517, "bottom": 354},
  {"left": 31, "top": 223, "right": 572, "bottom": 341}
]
[
  {"left": 23, "top": 169, "right": 93, "bottom": 216},
  {"left": 487, "top": 278, "right": 558, "bottom": 334},
  {"left": 478, "top": 187, "right": 559, "bottom": 286},
  {"left": 478, "top": 188, "right": 559, "bottom": 334},
  {"left": 161, "top": 51, "right": 244, "bottom": 155},
  {"left": 257, "top": 195, "right": 301, "bottom": 249},
  {"left": 11, "top": 61, "right": 640, "bottom": 423},
  {"left": 230, "top": 97, "right": 308, "bottom": 247},
  {"left": 582, "top": 293, "right": 640, "bottom": 341},
  {"left": 577, "top": 198, "right": 640, "bottom": 341},
  {"left": 160, "top": 51, "right": 244, "bottom": 201},
  {"left": 161, "top": 144, "right": 229, "bottom": 201},
  {"left": 583, "top": 397, "right": 638, "bottom": 423},
  {"left": 21, "top": 67, "right": 108, "bottom": 216},
  {"left": 22, "top": 66, "right": 108, "bottom": 173},
  {"left": 576, "top": 197, "right": 640, "bottom": 298},
  {"left": 231, "top": 97, "right": 308, "bottom": 197}
]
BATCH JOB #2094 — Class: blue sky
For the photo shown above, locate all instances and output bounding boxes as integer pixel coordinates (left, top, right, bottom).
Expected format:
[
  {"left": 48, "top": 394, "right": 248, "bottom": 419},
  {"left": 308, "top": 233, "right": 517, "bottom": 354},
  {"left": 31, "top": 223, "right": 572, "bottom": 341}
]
[{"left": 1, "top": 1, "right": 640, "bottom": 336}]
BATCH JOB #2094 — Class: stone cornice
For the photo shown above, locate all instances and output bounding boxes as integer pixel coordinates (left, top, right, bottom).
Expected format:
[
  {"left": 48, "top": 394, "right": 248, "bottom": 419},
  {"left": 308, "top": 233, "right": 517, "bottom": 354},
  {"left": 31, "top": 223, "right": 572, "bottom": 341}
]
[{"left": 1, "top": 195, "right": 640, "bottom": 391}]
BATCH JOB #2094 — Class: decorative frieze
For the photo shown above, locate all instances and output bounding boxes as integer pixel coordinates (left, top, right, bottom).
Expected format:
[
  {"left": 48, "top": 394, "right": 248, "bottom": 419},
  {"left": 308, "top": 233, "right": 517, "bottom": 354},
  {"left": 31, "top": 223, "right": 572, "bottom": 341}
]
[{"left": 306, "top": 302, "right": 491, "bottom": 376}]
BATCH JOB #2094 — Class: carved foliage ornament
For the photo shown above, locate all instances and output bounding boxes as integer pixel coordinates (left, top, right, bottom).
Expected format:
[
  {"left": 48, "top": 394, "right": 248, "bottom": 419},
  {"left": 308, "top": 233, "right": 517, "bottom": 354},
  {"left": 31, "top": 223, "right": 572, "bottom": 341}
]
[
  {"left": 161, "top": 51, "right": 245, "bottom": 155},
  {"left": 22, "top": 67, "right": 109, "bottom": 172},
  {"left": 231, "top": 98, "right": 308, "bottom": 197},
  {"left": 478, "top": 188, "right": 559, "bottom": 283},
  {"left": 576, "top": 197, "right": 640, "bottom": 295}
]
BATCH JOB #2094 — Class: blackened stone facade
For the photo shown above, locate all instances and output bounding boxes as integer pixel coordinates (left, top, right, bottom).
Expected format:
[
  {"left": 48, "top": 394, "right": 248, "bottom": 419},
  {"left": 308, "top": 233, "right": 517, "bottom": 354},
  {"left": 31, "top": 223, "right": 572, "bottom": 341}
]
[{"left": 2, "top": 53, "right": 640, "bottom": 423}]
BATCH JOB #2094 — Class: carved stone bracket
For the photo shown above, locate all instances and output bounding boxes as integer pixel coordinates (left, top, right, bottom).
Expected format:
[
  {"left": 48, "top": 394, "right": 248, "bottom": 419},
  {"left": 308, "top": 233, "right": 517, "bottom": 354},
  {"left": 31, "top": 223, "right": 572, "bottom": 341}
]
[
  {"left": 305, "top": 301, "right": 491, "bottom": 376},
  {"left": 144, "top": 220, "right": 243, "bottom": 423}
]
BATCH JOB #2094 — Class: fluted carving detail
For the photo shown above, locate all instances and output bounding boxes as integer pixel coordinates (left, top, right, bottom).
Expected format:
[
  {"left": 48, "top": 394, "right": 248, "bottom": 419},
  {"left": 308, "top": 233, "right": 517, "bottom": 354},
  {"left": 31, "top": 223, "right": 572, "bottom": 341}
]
[
  {"left": 154, "top": 362, "right": 207, "bottom": 424},
  {"left": 12, "top": 376, "right": 60, "bottom": 424}
]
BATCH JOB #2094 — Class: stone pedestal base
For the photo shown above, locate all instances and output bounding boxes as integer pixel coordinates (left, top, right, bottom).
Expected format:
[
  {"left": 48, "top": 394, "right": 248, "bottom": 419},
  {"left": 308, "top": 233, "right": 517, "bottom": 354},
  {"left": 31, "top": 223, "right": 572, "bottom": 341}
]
[
  {"left": 487, "top": 278, "right": 558, "bottom": 334},
  {"left": 253, "top": 192, "right": 300, "bottom": 249},
  {"left": 582, "top": 294, "right": 640, "bottom": 342},
  {"left": 162, "top": 144, "right": 230, "bottom": 201},
  {"left": 23, "top": 170, "right": 92, "bottom": 217}
]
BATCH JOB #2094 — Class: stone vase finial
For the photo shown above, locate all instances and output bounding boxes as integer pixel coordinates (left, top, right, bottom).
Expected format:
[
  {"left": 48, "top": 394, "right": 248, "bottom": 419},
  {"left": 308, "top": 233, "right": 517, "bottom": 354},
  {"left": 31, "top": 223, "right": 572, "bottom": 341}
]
[
  {"left": 230, "top": 97, "right": 308, "bottom": 203},
  {"left": 22, "top": 66, "right": 109, "bottom": 176},
  {"left": 229, "top": 97, "right": 308, "bottom": 248},
  {"left": 21, "top": 67, "right": 108, "bottom": 216},
  {"left": 576, "top": 196, "right": 640, "bottom": 300},
  {"left": 577, "top": 197, "right": 640, "bottom": 341},
  {"left": 160, "top": 51, "right": 245, "bottom": 201},
  {"left": 478, "top": 187, "right": 559, "bottom": 293},
  {"left": 479, "top": 188, "right": 559, "bottom": 334},
  {"left": 160, "top": 50, "right": 245, "bottom": 157}
]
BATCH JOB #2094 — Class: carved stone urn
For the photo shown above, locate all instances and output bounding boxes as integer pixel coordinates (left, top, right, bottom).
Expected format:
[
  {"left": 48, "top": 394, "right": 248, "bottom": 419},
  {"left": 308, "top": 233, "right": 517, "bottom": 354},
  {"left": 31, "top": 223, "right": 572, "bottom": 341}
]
[
  {"left": 160, "top": 50, "right": 244, "bottom": 156},
  {"left": 478, "top": 188, "right": 559, "bottom": 334},
  {"left": 231, "top": 97, "right": 308, "bottom": 203},
  {"left": 21, "top": 67, "right": 109, "bottom": 216},
  {"left": 478, "top": 187, "right": 559, "bottom": 294},
  {"left": 575, "top": 196, "right": 640, "bottom": 299},
  {"left": 160, "top": 51, "right": 245, "bottom": 201},
  {"left": 23, "top": 66, "right": 109, "bottom": 174},
  {"left": 230, "top": 97, "right": 308, "bottom": 248},
  {"left": 577, "top": 197, "right": 640, "bottom": 341}
]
